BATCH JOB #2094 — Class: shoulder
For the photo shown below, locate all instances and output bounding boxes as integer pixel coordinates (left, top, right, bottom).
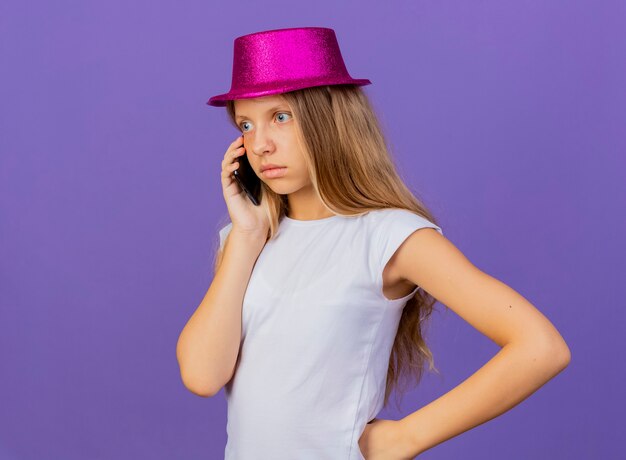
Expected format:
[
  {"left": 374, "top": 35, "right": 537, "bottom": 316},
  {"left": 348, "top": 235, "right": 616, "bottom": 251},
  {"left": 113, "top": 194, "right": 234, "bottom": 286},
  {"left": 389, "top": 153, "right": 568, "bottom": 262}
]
[
  {"left": 367, "top": 207, "right": 443, "bottom": 238},
  {"left": 389, "top": 213, "right": 449, "bottom": 287},
  {"left": 372, "top": 208, "right": 444, "bottom": 282}
]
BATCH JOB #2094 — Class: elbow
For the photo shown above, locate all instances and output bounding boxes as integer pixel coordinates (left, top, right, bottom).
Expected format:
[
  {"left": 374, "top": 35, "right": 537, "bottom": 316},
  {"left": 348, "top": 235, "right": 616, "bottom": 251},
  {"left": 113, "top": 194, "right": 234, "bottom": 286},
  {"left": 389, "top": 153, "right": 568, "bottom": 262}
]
[
  {"left": 555, "top": 340, "right": 571, "bottom": 369},
  {"left": 188, "top": 385, "right": 221, "bottom": 399},
  {"left": 177, "top": 358, "right": 224, "bottom": 398},
  {"left": 547, "top": 332, "right": 571, "bottom": 369},
  {"left": 176, "top": 342, "right": 222, "bottom": 398},
  {"left": 180, "top": 372, "right": 223, "bottom": 398},
  {"left": 511, "top": 329, "right": 571, "bottom": 374},
  {"left": 176, "top": 339, "right": 232, "bottom": 398},
  {"left": 536, "top": 332, "right": 572, "bottom": 372}
]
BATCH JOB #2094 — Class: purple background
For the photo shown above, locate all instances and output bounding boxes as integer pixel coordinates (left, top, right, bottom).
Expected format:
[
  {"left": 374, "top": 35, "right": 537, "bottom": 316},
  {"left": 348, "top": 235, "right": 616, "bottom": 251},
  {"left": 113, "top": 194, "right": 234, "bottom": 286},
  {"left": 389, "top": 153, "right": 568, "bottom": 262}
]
[{"left": 1, "top": 1, "right": 623, "bottom": 459}]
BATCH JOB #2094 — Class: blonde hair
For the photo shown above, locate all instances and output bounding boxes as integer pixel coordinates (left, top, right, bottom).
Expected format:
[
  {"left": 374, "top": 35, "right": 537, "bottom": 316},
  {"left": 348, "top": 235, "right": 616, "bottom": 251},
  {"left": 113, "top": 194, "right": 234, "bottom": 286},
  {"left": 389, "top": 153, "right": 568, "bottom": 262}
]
[{"left": 216, "top": 84, "right": 443, "bottom": 410}]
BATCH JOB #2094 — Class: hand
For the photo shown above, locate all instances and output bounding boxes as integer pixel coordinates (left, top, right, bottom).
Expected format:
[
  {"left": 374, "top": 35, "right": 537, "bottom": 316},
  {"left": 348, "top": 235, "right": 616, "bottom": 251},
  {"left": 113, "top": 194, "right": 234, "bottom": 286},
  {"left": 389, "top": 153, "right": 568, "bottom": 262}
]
[
  {"left": 358, "top": 418, "right": 416, "bottom": 460},
  {"left": 220, "top": 135, "right": 269, "bottom": 237}
]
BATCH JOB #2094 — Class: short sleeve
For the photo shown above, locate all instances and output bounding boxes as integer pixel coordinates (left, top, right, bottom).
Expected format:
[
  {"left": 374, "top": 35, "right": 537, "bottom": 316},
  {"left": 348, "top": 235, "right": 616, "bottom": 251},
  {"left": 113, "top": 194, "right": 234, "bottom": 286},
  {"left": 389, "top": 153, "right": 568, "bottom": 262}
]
[
  {"left": 373, "top": 209, "right": 443, "bottom": 294},
  {"left": 218, "top": 222, "right": 233, "bottom": 251}
]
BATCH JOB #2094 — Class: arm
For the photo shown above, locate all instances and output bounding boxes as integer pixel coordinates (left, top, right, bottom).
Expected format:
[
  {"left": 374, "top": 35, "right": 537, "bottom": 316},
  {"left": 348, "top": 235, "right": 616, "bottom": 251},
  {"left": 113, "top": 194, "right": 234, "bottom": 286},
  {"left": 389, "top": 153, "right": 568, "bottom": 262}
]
[
  {"left": 388, "top": 228, "right": 571, "bottom": 456},
  {"left": 176, "top": 229, "right": 266, "bottom": 397}
]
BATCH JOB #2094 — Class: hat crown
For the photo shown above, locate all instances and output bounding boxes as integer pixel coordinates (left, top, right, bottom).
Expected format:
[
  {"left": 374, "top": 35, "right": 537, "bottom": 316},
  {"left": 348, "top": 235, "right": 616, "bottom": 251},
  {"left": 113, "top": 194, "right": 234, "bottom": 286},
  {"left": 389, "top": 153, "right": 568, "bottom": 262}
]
[
  {"left": 232, "top": 27, "right": 348, "bottom": 88},
  {"left": 207, "top": 27, "right": 371, "bottom": 107}
]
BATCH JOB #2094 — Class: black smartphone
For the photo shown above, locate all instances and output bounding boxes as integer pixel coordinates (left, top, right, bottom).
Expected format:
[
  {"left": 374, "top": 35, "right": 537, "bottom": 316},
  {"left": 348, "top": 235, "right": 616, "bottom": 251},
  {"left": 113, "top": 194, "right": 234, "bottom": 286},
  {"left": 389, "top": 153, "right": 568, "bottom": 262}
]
[{"left": 232, "top": 143, "right": 262, "bottom": 206}]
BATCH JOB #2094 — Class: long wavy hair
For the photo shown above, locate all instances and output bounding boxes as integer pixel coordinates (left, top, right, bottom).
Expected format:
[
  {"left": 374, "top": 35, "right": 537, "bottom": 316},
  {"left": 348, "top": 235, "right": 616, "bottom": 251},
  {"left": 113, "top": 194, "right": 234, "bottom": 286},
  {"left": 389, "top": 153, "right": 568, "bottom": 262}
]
[{"left": 214, "top": 84, "right": 443, "bottom": 410}]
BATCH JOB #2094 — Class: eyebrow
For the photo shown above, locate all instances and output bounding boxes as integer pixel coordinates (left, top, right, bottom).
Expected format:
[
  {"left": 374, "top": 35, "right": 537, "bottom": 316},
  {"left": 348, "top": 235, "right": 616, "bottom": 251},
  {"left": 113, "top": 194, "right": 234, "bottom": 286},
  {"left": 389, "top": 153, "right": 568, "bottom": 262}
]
[{"left": 235, "top": 105, "right": 289, "bottom": 122}]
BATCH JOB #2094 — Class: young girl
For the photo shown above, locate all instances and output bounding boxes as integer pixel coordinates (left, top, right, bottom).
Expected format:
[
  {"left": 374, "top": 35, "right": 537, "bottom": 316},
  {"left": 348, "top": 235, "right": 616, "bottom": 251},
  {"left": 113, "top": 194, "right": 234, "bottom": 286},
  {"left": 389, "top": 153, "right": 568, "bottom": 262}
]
[{"left": 177, "top": 27, "right": 571, "bottom": 460}]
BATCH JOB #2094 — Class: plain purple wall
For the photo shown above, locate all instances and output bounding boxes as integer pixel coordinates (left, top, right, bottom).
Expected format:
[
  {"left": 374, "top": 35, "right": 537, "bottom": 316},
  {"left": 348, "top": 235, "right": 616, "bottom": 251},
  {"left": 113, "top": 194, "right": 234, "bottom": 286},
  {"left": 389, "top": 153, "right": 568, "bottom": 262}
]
[{"left": 1, "top": 1, "right": 623, "bottom": 459}]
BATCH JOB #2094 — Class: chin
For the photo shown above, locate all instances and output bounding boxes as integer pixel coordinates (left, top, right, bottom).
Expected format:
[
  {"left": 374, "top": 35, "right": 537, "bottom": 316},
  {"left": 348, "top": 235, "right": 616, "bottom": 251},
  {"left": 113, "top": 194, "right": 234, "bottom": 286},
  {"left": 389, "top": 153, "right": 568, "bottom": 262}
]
[{"left": 265, "top": 181, "right": 303, "bottom": 195}]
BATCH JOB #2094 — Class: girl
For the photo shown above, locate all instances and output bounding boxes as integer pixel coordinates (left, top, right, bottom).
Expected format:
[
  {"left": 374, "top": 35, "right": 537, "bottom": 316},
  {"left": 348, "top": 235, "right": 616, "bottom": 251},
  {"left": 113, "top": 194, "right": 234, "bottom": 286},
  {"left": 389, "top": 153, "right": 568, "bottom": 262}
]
[{"left": 176, "top": 27, "right": 571, "bottom": 460}]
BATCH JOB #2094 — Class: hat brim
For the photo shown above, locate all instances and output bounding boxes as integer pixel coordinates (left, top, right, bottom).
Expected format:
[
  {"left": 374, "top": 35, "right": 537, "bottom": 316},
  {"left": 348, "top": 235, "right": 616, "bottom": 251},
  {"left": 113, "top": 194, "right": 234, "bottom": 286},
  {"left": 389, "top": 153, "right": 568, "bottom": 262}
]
[{"left": 206, "top": 78, "right": 372, "bottom": 107}]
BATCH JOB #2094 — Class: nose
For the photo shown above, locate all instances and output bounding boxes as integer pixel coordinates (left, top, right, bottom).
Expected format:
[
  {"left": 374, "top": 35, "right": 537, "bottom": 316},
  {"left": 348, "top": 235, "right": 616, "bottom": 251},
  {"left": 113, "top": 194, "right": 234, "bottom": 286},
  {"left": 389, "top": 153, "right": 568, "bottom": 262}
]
[{"left": 247, "top": 125, "right": 275, "bottom": 156}]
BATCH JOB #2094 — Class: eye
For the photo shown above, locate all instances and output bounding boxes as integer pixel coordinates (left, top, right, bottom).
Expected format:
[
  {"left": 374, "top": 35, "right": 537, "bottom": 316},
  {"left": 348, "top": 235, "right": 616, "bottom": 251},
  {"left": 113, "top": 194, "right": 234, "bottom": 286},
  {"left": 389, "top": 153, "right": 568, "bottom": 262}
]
[
  {"left": 276, "top": 112, "right": 292, "bottom": 123},
  {"left": 239, "top": 112, "right": 291, "bottom": 132}
]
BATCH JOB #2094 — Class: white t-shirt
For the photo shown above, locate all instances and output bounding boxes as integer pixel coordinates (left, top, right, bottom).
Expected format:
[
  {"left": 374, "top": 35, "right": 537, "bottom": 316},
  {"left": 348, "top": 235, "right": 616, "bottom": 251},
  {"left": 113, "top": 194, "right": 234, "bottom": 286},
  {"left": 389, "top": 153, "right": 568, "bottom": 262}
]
[{"left": 217, "top": 208, "right": 443, "bottom": 460}]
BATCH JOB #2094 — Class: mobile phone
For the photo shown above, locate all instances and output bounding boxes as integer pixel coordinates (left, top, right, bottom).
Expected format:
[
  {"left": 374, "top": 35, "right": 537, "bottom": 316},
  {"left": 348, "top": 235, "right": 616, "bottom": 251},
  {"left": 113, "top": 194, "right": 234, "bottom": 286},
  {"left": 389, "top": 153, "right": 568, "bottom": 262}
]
[{"left": 232, "top": 143, "right": 262, "bottom": 206}]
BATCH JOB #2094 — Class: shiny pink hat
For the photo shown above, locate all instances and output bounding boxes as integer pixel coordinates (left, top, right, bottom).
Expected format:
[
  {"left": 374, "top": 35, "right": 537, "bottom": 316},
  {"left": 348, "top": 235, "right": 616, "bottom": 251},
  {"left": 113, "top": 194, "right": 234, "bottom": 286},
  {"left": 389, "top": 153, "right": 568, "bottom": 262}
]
[{"left": 206, "top": 27, "right": 372, "bottom": 107}]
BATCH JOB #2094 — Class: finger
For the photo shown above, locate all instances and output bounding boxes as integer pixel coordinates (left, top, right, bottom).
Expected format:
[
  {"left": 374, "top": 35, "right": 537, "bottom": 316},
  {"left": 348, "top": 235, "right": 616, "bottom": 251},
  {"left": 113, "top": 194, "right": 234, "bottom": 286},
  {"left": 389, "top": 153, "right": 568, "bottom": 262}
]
[
  {"left": 223, "top": 144, "right": 244, "bottom": 163},
  {"left": 222, "top": 159, "right": 239, "bottom": 176},
  {"left": 221, "top": 165, "right": 235, "bottom": 181},
  {"left": 224, "top": 146, "right": 244, "bottom": 165}
]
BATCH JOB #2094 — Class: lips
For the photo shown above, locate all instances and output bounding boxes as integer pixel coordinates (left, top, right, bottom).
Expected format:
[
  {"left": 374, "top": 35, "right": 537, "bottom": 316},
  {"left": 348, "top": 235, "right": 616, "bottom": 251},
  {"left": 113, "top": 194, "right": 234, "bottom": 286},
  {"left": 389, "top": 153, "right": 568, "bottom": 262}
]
[
  {"left": 261, "top": 166, "right": 287, "bottom": 179},
  {"left": 260, "top": 164, "right": 285, "bottom": 172}
]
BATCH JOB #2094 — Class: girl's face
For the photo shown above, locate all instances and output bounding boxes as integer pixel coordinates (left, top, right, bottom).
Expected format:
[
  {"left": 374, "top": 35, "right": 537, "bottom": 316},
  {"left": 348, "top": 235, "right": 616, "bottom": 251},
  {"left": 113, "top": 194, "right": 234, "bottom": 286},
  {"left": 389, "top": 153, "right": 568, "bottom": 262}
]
[{"left": 234, "top": 95, "right": 311, "bottom": 194}]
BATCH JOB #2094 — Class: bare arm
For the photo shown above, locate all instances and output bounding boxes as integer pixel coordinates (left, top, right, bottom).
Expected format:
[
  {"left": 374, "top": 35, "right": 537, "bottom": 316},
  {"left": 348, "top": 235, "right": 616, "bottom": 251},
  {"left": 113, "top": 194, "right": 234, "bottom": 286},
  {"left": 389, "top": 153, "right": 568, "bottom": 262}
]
[
  {"left": 176, "top": 229, "right": 266, "bottom": 397},
  {"left": 387, "top": 228, "right": 571, "bottom": 456}
]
